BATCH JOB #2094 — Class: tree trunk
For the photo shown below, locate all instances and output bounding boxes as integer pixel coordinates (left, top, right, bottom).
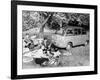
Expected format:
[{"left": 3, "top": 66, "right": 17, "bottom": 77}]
[{"left": 39, "top": 14, "right": 51, "bottom": 33}]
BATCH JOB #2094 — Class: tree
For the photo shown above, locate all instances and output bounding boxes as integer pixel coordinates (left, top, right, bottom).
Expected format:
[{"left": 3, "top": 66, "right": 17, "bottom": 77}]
[
  {"left": 39, "top": 13, "right": 52, "bottom": 33},
  {"left": 22, "top": 11, "right": 90, "bottom": 32}
]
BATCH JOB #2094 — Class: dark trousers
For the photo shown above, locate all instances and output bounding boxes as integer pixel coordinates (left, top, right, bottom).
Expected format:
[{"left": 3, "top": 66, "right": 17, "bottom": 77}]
[{"left": 34, "top": 58, "right": 49, "bottom": 65}]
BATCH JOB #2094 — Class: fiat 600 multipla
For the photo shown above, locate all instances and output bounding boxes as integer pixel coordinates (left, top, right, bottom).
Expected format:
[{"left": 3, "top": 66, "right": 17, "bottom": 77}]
[{"left": 51, "top": 27, "right": 89, "bottom": 50}]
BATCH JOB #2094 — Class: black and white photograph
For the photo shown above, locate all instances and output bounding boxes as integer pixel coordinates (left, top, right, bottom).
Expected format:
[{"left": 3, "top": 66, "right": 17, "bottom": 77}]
[
  {"left": 22, "top": 11, "right": 90, "bottom": 68},
  {"left": 11, "top": 1, "right": 97, "bottom": 79}
]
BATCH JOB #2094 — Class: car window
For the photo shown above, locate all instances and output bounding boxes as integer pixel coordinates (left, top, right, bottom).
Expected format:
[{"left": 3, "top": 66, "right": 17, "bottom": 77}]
[
  {"left": 77, "top": 29, "right": 81, "bottom": 35},
  {"left": 82, "top": 29, "right": 86, "bottom": 34},
  {"left": 74, "top": 28, "right": 82, "bottom": 35},
  {"left": 66, "top": 29, "right": 73, "bottom": 36},
  {"left": 74, "top": 29, "right": 78, "bottom": 35}
]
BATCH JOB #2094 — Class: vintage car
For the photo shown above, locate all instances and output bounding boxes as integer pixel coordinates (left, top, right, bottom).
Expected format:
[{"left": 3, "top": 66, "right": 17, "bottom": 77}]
[{"left": 51, "top": 26, "right": 89, "bottom": 50}]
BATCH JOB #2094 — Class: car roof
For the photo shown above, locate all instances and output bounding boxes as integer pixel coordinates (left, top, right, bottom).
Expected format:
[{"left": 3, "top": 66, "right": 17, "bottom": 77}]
[{"left": 64, "top": 26, "right": 83, "bottom": 30}]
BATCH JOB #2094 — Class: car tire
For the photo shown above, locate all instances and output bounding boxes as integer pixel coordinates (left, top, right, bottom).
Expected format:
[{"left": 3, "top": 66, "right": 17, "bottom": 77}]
[
  {"left": 66, "top": 42, "right": 73, "bottom": 50},
  {"left": 84, "top": 40, "right": 89, "bottom": 46}
]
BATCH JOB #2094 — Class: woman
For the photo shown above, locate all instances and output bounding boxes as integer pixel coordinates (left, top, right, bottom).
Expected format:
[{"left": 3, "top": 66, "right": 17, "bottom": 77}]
[{"left": 31, "top": 45, "right": 49, "bottom": 66}]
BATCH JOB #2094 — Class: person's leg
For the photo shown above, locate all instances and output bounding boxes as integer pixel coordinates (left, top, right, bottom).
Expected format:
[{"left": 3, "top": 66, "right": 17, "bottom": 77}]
[
  {"left": 34, "top": 58, "right": 42, "bottom": 65},
  {"left": 40, "top": 58, "right": 49, "bottom": 66}
]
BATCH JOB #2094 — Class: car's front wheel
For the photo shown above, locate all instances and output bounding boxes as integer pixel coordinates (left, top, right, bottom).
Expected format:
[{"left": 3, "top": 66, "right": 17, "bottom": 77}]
[{"left": 66, "top": 42, "right": 73, "bottom": 50}]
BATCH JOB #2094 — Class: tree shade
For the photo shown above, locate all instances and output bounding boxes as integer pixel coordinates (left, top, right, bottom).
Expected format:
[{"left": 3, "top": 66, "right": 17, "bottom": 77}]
[{"left": 22, "top": 11, "right": 90, "bottom": 32}]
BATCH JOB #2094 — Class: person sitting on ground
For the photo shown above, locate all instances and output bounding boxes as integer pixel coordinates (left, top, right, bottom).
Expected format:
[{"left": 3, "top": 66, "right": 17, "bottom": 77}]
[
  {"left": 51, "top": 48, "right": 61, "bottom": 58},
  {"left": 31, "top": 45, "right": 49, "bottom": 67},
  {"left": 46, "top": 48, "right": 61, "bottom": 66}
]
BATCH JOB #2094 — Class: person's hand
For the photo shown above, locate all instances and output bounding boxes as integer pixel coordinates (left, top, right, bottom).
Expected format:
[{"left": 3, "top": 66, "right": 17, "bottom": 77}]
[{"left": 48, "top": 14, "right": 51, "bottom": 17}]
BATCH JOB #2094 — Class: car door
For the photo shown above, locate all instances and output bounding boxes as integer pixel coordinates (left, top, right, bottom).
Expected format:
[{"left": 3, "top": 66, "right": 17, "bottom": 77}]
[
  {"left": 81, "top": 29, "right": 89, "bottom": 44},
  {"left": 71, "top": 28, "right": 81, "bottom": 45},
  {"left": 65, "top": 28, "right": 75, "bottom": 46}
]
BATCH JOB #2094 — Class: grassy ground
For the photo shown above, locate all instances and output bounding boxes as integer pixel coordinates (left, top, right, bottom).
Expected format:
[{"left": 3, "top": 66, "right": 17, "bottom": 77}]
[
  {"left": 22, "top": 27, "right": 90, "bottom": 68},
  {"left": 60, "top": 45, "right": 89, "bottom": 67},
  {"left": 22, "top": 44, "right": 89, "bottom": 69}
]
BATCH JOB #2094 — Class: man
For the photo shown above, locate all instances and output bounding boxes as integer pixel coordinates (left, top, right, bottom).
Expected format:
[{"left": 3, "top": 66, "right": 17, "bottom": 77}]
[{"left": 48, "top": 48, "right": 61, "bottom": 66}]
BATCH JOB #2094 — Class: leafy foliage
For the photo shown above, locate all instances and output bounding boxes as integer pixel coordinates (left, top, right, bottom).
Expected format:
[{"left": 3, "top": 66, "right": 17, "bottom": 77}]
[{"left": 22, "top": 11, "right": 90, "bottom": 31}]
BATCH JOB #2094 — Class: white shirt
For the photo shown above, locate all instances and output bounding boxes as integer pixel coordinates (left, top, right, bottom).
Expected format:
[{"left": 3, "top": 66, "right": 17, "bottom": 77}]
[
  {"left": 33, "top": 39, "right": 39, "bottom": 45},
  {"left": 31, "top": 49, "right": 48, "bottom": 58},
  {"left": 30, "top": 35, "right": 36, "bottom": 39},
  {"left": 53, "top": 51, "right": 61, "bottom": 57}
]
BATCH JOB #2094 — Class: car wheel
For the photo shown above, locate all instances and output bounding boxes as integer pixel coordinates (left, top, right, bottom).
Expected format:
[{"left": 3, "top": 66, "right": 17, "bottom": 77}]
[
  {"left": 66, "top": 42, "right": 73, "bottom": 50},
  {"left": 84, "top": 40, "right": 89, "bottom": 46}
]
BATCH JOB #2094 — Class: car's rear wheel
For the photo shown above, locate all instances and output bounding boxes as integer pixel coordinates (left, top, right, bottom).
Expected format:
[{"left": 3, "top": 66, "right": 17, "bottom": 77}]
[
  {"left": 84, "top": 40, "right": 89, "bottom": 46},
  {"left": 66, "top": 42, "right": 73, "bottom": 50}
]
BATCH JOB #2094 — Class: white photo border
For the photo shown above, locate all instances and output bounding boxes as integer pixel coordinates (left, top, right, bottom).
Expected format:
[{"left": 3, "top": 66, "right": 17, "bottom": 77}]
[{"left": 17, "top": 5, "right": 95, "bottom": 75}]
